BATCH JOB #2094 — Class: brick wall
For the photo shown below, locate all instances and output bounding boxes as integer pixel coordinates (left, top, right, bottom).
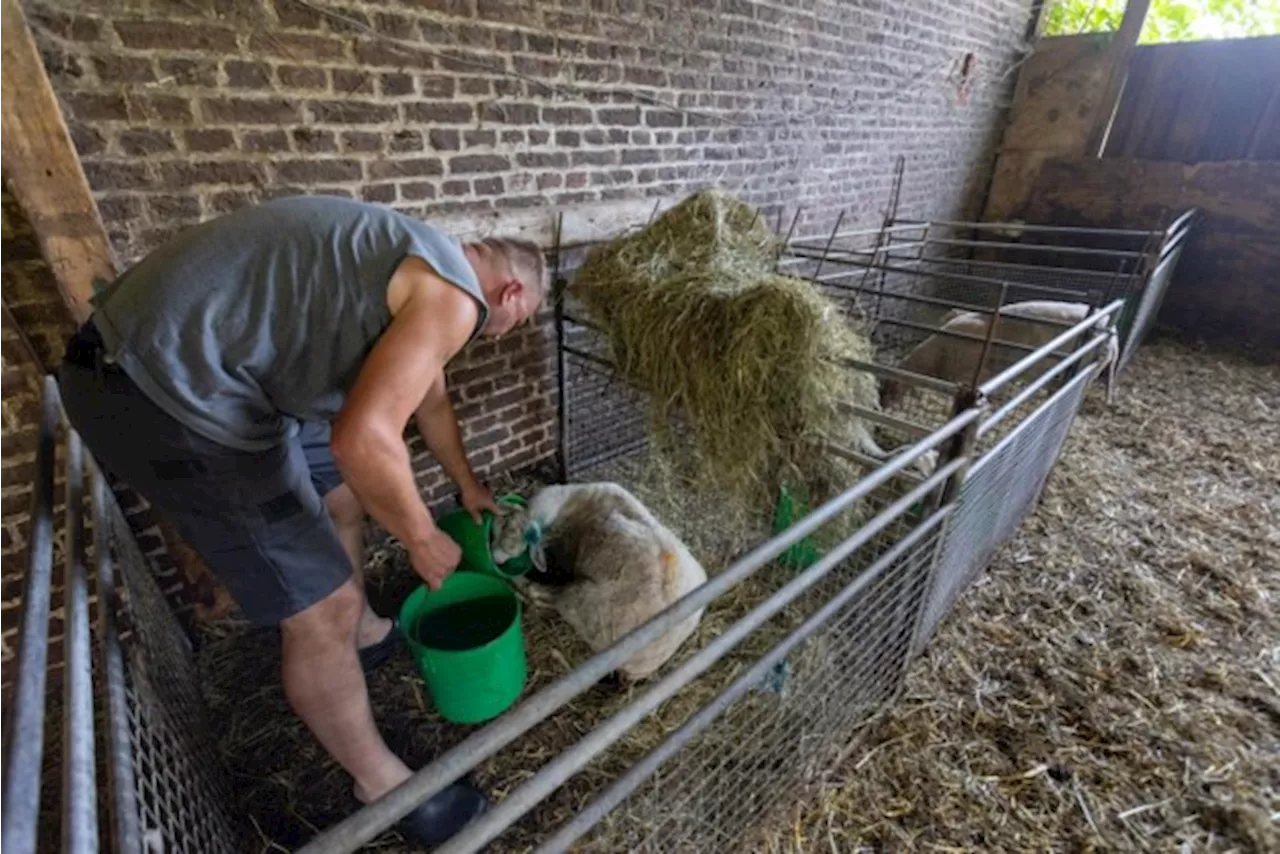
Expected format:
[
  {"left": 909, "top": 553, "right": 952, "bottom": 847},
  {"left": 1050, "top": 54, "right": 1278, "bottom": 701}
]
[{"left": 4, "top": 0, "right": 1036, "bottom": 630}]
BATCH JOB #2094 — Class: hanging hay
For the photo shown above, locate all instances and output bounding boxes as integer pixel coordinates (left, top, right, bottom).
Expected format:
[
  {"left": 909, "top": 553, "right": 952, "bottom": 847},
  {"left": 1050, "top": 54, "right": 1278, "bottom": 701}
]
[{"left": 570, "top": 189, "right": 879, "bottom": 509}]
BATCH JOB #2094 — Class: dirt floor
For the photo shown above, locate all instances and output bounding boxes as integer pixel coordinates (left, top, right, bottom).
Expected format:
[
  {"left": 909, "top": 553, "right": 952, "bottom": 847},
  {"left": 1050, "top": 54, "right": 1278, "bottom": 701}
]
[
  {"left": 758, "top": 338, "right": 1280, "bottom": 853},
  {"left": 197, "top": 337, "right": 1278, "bottom": 852}
]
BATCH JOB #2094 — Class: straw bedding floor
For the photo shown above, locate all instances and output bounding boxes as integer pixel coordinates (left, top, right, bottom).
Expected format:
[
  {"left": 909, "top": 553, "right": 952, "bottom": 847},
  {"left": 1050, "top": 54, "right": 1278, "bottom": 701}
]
[{"left": 196, "top": 338, "right": 1278, "bottom": 852}]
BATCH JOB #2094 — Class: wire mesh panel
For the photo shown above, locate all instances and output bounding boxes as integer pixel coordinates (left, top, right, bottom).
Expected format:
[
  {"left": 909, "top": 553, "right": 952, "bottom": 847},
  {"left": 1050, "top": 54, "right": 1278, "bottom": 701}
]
[
  {"left": 578, "top": 522, "right": 944, "bottom": 852},
  {"left": 915, "top": 369, "right": 1095, "bottom": 650},
  {"left": 102, "top": 493, "right": 243, "bottom": 853}
]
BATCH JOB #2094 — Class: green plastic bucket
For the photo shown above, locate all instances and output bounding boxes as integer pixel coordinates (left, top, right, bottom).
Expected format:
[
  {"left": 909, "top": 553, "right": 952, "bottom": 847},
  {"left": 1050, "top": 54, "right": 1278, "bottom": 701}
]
[
  {"left": 772, "top": 484, "right": 819, "bottom": 570},
  {"left": 436, "top": 493, "right": 534, "bottom": 579},
  {"left": 398, "top": 572, "right": 527, "bottom": 725}
]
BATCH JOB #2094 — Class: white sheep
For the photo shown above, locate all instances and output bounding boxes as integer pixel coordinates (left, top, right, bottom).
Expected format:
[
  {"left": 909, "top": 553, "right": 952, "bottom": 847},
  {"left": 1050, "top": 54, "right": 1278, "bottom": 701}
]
[
  {"left": 880, "top": 300, "right": 1118, "bottom": 409},
  {"left": 490, "top": 482, "right": 708, "bottom": 681}
]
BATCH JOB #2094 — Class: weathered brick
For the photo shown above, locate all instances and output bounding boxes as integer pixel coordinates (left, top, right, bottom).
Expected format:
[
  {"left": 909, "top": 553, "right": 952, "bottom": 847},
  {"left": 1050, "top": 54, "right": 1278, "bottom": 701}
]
[
  {"left": 250, "top": 32, "right": 348, "bottom": 62},
  {"left": 479, "top": 102, "right": 539, "bottom": 124},
  {"left": 516, "top": 151, "right": 569, "bottom": 168},
  {"left": 355, "top": 39, "right": 435, "bottom": 70},
  {"left": 310, "top": 100, "right": 397, "bottom": 124},
  {"left": 225, "top": 61, "right": 271, "bottom": 89},
  {"left": 278, "top": 65, "right": 329, "bottom": 91},
  {"left": 332, "top": 70, "right": 375, "bottom": 96},
  {"left": 146, "top": 195, "right": 202, "bottom": 221},
  {"left": 291, "top": 128, "right": 336, "bottom": 153},
  {"left": 275, "top": 160, "right": 363, "bottom": 183},
  {"left": 597, "top": 107, "right": 641, "bottom": 125},
  {"left": 115, "top": 21, "right": 239, "bottom": 52},
  {"left": 160, "top": 59, "right": 218, "bottom": 87},
  {"left": 93, "top": 56, "right": 155, "bottom": 84},
  {"left": 367, "top": 158, "right": 443, "bottom": 180},
  {"left": 458, "top": 77, "right": 491, "bottom": 96},
  {"left": 63, "top": 92, "right": 128, "bottom": 122},
  {"left": 207, "top": 190, "right": 256, "bottom": 214},
  {"left": 645, "top": 109, "right": 684, "bottom": 127},
  {"left": 341, "top": 131, "right": 384, "bottom": 153},
  {"left": 68, "top": 123, "right": 107, "bottom": 156},
  {"left": 442, "top": 180, "right": 470, "bottom": 196},
  {"left": 83, "top": 161, "right": 151, "bottom": 191},
  {"left": 542, "top": 106, "right": 592, "bottom": 125},
  {"left": 203, "top": 97, "right": 301, "bottom": 125},
  {"left": 381, "top": 73, "right": 415, "bottom": 96},
  {"left": 132, "top": 95, "right": 194, "bottom": 123},
  {"left": 156, "top": 161, "right": 266, "bottom": 188},
  {"left": 554, "top": 130, "right": 580, "bottom": 147},
  {"left": 400, "top": 182, "right": 436, "bottom": 201},
  {"left": 406, "top": 102, "right": 474, "bottom": 124},
  {"left": 362, "top": 183, "right": 396, "bottom": 203},
  {"left": 242, "top": 130, "right": 291, "bottom": 153},
  {"left": 464, "top": 129, "right": 496, "bottom": 148},
  {"left": 450, "top": 154, "right": 510, "bottom": 174},
  {"left": 473, "top": 176, "right": 504, "bottom": 195},
  {"left": 185, "top": 128, "right": 235, "bottom": 153},
  {"left": 275, "top": 1, "right": 325, "bottom": 29},
  {"left": 119, "top": 128, "right": 176, "bottom": 155},
  {"left": 429, "top": 129, "right": 461, "bottom": 151},
  {"left": 389, "top": 130, "right": 423, "bottom": 153}
]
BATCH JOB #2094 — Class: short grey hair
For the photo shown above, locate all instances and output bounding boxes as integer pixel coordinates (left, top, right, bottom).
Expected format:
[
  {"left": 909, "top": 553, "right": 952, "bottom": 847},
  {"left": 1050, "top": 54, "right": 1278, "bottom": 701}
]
[{"left": 481, "top": 236, "right": 547, "bottom": 303}]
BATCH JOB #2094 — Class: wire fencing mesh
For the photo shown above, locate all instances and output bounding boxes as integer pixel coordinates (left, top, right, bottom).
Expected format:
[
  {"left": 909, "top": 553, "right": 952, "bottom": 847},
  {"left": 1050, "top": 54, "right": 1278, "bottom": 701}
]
[
  {"left": 915, "top": 369, "right": 1094, "bottom": 651},
  {"left": 101, "top": 492, "right": 243, "bottom": 853}
]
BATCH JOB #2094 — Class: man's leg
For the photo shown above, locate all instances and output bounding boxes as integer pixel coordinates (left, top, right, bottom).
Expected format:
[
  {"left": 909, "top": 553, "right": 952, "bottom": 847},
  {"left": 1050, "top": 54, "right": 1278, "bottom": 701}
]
[
  {"left": 322, "top": 483, "right": 390, "bottom": 649},
  {"left": 280, "top": 577, "right": 411, "bottom": 802}
]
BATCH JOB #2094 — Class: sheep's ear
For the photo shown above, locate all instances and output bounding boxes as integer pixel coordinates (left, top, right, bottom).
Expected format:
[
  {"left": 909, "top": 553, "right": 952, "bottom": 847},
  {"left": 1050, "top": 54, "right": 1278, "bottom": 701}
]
[{"left": 531, "top": 544, "right": 548, "bottom": 574}]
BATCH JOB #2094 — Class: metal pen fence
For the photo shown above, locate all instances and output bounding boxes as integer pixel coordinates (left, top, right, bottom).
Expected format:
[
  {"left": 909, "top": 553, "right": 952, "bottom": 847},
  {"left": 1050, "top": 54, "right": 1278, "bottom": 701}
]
[
  {"left": 1, "top": 377, "right": 242, "bottom": 854},
  {"left": 6, "top": 207, "right": 1131, "bottom": 854}
]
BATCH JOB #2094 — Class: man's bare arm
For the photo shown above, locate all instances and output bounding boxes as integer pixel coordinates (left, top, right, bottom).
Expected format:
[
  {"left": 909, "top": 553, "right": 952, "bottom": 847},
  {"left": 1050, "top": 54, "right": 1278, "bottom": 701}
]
[
  {"left": 331, "top": 265, "right": 478, "bottom": 586},
  {"left": 414, "top": 379, "right": 497, "bottom": 521}
]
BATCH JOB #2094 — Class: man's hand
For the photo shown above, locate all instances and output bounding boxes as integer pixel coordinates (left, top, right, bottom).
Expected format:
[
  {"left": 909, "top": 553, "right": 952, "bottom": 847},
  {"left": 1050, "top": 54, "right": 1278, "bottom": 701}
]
[
  {"left": 411, "top": 527, "right": 463, "bottom": 590},
  {"left": 460, "top": 483, "right": 500, "bottom": 523}
]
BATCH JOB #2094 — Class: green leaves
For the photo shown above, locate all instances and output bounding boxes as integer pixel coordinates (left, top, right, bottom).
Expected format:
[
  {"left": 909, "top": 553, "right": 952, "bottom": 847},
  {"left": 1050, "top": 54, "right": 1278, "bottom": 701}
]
[{"left": 1040, "top": 0, "right": 1280, "bottom": 43}]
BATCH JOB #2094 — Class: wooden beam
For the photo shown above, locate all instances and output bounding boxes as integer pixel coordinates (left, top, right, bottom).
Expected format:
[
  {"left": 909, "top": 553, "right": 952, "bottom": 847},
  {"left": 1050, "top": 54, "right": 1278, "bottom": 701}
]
[
  {"left": 1084, "top": 0, "right": 1152, "bottom": 156},
  {"left": 1, "top": 0, "right": 115, "bottom": 324}
]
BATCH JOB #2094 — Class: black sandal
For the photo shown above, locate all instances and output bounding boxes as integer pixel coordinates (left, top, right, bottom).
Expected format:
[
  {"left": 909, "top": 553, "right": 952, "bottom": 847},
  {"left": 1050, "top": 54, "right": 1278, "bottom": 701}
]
[
  {"left": 359, "top": 618, "right": 409, "bottom": 675},
  {"left": 394, "top": 777, "right": 490, "bottom": 848}
]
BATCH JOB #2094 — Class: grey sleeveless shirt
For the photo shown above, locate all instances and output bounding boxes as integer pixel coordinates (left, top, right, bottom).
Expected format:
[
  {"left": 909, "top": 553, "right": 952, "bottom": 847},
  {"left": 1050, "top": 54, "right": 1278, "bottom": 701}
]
[{"left": 91, "top": 195, "right": 488, "bottom": 451}]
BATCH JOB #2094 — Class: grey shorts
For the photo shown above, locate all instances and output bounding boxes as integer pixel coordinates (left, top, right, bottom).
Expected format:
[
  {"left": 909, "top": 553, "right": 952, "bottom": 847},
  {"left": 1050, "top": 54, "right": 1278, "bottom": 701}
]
[{"left": 58, "top": 322, "right": 353, "bottom": 626}]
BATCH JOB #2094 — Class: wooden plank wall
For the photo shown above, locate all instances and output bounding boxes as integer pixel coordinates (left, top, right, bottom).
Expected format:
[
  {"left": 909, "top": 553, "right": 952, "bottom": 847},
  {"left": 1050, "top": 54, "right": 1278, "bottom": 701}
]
[
  {"left": 1021, "top": 158, "right": 1279, "bottom": 353},
  {"left": 984, "top": 34, "right": 1279, "bottom": 355},
  {"left": 1104, "top": 37, "right": 1280, "bottom": 162}
]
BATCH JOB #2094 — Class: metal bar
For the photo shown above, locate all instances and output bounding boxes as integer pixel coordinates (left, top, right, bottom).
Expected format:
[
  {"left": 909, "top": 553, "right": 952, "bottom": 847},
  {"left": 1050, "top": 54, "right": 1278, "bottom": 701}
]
[
  {"left": 438, "top": 456, "right": 968, "bottom": 854},
  {"left": 809, "top": 210, "right": 846, "bottom": 286},
  {"left": 561, "top": 345, "right": 615, "bottom": 370},
  {"left": 1, "top": 376, "right": 60, "bottom": 854},
  {"left": 62, "top": 429, "right": 99, "bottom": 854},
  {"left": 565, "top": 438, "right": 650, "bottom": 479},
  {"left": 561, "top": 312, "right": 603, "bottom": 332},
  {"left": 838, "top": 402, "right": 932, "bottom": 439},
  {"left": 802, "top": 254, "right": 1102, "bottom": 301},
  {"left": 825, "top": 441, "right": 925, "bottom": 483},
  {"left": 979, "top": 333, "right": 1109, "bottom": 437},
  {"left": 876, "top": 251, "right": 1131, "bottom": 281},
  {"left": 93, "top": 468, "right": 142, "bottom": 854},
  {"left": 971, "top": 283, "right": 1008, "bottom": 389},
  {"left": 534, "top": 506, "right": 953, "bottom": 854},
  {"left": 778, "top": 206, "right": 803, "bottom": 263},
  {"left": 892, "top": 218, "right": 1162, "bottom": 239},
  {"left": 912, "top": 236, "right": 1150, "bottom": 259},
  {"left": 296, "top": 410, "right": 979, "bottom": 854},
  {"left": 789, "top": 238, "right": 928, "bottom": 256},
  {"left": 815, "top": 272, "right": 1088, "bottom": 322},
  {"left": 866, "top": 315, "right": 1059, "bottom": 357},
  {"left": 552, "top": 213, "right": 570, "bottom": 482},
  {"left": 979, "top": 300, "right": 1122, "bottom": 397},
  {"left": 840, "top": 357, "right": 961, "bottom": 395},
  {"left": 785, "top": 223, "right": 923, "bottom": 249}
]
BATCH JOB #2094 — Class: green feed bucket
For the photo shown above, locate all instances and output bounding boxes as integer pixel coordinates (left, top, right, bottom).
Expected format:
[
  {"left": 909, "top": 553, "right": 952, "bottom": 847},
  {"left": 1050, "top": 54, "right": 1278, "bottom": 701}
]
[
  {"left": 435, "top": 493, "right": 533, "bottom": 579},
  {"left": 398, "top": 572, "right": 526, "bottom": 725},
  {"left": 772, "top": 484, "right": 819, "bottom": 570}
]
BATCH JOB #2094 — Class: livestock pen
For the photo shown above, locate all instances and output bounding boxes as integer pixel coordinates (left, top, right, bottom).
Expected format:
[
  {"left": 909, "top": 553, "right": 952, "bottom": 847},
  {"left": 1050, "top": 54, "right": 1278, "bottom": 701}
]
[{"left": 6, "top": 195, "right": 1191, "bottom": 853}]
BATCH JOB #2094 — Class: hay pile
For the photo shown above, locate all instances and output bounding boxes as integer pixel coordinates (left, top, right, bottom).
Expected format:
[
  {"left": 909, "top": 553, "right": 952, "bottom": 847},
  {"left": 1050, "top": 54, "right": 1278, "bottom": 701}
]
[{"left": 570, "top": 189, "right": 878, "bottom": 507}]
